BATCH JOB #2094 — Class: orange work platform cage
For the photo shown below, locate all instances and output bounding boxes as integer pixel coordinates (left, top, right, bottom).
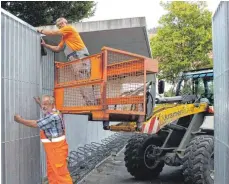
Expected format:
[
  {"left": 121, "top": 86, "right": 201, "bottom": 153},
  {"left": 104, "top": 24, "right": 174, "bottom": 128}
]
[{"left": 54, "top": 47, "right": 158, "bottom": 121}]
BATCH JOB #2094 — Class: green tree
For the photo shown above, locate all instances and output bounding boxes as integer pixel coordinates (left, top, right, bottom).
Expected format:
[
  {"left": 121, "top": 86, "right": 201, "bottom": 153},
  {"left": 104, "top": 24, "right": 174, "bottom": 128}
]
[
  {"left": 164, "top": 87, "right": 176, "bottom": 97},
  {"left": 1, "top": 1, "right": 96, "bottom": 26},
  {"left": 151, "top": 1, "right": 212, "bottom": 83}
]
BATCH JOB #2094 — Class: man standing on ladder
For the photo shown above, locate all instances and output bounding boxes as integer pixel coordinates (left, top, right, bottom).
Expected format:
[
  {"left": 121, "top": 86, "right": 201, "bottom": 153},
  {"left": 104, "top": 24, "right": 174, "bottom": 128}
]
[{"left": 14, "top": 95, "right": 73, "bottom": 184}]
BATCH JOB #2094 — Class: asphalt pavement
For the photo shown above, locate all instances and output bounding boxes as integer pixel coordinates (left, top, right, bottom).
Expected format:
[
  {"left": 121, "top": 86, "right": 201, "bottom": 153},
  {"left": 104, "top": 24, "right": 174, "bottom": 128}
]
[{"left": 79, "top": 149, "right": 184, "bottom": 184}]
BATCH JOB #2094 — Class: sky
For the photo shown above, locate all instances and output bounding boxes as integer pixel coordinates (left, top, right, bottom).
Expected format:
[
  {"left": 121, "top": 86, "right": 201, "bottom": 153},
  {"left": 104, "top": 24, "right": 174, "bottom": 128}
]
[{"left": 83, "top": 0, "right": 220, "bottom": 28}]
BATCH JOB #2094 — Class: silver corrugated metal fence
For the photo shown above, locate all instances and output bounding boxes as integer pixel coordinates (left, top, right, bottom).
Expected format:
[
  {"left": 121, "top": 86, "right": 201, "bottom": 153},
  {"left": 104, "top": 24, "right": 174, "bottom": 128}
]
[
  {"left": 40, "top": 49, "right": 55, "bottom": 178},
  {"left": 212, "top": 2, "right": 229, "bottom": 184},
  {"left": 1, "top": 9, "right": 41, "bottom": 184},
  {"left": 41, "top": 49, "right": 54, "bottom": 96}
]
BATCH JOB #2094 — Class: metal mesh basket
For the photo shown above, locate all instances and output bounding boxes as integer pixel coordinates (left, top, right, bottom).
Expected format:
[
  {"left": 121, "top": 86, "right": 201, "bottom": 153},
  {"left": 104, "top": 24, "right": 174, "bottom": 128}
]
[
  {"left": 55, "top": 54, "right": 102, "bottom": 87},
  {"left": 106, "top": 57, "right": 145, "bottom": 113},
  {"left": 54, "top": 47, "right": 157, "bottom": 121},
  {"left": 64, "top": 84, "right": 101, "bottom": 107}
]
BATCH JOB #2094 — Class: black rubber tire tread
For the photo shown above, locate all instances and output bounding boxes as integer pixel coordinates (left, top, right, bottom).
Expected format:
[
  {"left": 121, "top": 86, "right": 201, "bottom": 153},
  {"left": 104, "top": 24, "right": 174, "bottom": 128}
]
[
  {"left": 182, "top": 135, "right": 214, "bottom": 184},
  {"left": 124, "top": 134, "right": 164, "bottom": 180}
]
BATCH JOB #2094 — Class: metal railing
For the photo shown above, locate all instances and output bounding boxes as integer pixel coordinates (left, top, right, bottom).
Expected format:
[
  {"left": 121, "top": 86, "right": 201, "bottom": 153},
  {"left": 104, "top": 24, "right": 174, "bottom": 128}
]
[{"left": 68, "top": 132, "right": 134, "bottom": 183}]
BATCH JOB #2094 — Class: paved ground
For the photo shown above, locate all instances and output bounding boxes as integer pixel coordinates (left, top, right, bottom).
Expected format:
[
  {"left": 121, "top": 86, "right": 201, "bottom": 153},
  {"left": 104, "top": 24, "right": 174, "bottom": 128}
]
[{"left": 79, "top": 149, "right": 184, "bottom": 184}]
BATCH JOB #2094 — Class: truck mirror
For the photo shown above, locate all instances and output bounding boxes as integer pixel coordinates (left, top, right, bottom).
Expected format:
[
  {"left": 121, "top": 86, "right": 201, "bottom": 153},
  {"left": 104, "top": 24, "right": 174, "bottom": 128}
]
[{"left": 158, "top": 80, "right": 165, "bottom": 94}]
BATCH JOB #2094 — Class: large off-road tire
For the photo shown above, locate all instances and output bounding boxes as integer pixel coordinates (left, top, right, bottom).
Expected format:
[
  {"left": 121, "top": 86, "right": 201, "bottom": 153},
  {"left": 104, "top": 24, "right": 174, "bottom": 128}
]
[
  {"left": 183, "top": 135, "right": 214, "bottom": 184},
  {"left": 124, "top": 134, "right": 164, "bottom": 180}
]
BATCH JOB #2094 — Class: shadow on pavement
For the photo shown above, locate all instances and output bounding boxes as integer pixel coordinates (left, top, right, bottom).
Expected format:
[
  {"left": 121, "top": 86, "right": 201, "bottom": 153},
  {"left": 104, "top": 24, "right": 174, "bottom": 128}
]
[
  {"left": 119, "top": 166, "right": 184, "bottom": 184},
  {"left": 159, "top": 166, "right": 184, "bottom": 183},
  {"left": 81, "top": 151, "right": 184, "bottom": 184}
]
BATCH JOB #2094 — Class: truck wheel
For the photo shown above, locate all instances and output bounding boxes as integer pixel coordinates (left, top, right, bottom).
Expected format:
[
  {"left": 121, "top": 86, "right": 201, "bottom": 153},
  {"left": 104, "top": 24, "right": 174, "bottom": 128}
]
[
  {"left": 183, "top": 135, "right": 214, "bottom": 184},
  {"left": 124, "top": 134, "right": 164, "bottom": 180}
]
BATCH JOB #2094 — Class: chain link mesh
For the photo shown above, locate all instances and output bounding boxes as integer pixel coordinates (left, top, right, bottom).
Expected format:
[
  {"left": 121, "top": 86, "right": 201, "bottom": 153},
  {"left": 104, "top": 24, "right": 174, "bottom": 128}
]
[
  {"left": 64, "top": 85, "right": 101, "bottom": 107},
  {"left": 57, "top": 58, "right": 91, "bottom": 85},
  {"left": 106, "top": 51, "right": 144, "bottom": 112},
  {"left": 55, "top": 49, "right": 146, "bottom": 116},
  {"left": 107, "top": 50, "right": 139, "bottom": 65}
]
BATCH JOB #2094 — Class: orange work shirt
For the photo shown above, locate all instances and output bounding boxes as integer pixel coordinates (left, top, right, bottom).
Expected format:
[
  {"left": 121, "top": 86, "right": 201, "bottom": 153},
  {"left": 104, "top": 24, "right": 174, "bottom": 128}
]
[{"left": 58, "top": 25, "right": 85, "bottom": 51}]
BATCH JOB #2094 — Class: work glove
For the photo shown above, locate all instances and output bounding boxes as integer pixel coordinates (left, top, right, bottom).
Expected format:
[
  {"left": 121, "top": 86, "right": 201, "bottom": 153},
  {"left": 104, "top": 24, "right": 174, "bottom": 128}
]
[
  {"left": 40, "top": 38, "right": 47, "bottom": 56},
  {"left": 37, "top": 28, "right": 43, "bottom": 34}
]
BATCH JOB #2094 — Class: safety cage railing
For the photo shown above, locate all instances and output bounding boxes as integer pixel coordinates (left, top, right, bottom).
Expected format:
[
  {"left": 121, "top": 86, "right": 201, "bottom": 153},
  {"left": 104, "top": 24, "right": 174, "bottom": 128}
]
[{"left": 54, "top": 47, "right": 158, "bottom": 121}]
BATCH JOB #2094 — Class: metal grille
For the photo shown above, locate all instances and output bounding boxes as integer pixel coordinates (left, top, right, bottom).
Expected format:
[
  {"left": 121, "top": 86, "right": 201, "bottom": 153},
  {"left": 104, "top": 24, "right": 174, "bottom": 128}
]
[
  {"left": 64, "top": 85, "right": 101, "bottom": 107},
  {"left": 107, "top": 50, "right": 141, "bottom": 65},
  {"left": 57, "top": 57, "right": 91, "bottom": 85},
  {"left": 106, "top": 59, "right": 145, "bottom": 112}
]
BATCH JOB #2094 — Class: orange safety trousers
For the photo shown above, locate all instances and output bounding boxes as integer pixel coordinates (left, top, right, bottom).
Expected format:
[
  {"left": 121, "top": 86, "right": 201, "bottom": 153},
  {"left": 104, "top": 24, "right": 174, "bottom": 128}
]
[{"left": 40, "top": 131, "right": 73, "bottom": 184}]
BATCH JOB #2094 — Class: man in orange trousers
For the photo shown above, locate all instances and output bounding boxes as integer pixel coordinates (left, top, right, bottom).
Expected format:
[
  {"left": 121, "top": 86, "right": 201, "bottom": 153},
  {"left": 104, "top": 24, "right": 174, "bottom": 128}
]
[{"left": 14, "top": 95, "right": 73, "bottom": 184}]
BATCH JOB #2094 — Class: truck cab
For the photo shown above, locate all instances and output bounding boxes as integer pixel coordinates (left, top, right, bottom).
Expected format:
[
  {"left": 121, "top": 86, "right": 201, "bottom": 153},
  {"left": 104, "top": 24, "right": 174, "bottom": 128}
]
[{"left": 175, "top": 68, "right": 214, "bottom": 105}]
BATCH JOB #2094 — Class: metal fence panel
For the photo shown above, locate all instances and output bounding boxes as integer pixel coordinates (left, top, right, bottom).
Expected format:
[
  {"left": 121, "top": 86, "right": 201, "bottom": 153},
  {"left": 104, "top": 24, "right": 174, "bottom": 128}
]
[
  {"left": 1, "top": 9, "right": 41, "bottom": 184},
  {"left": 40, "top": 49, "right": 55, "bottom": 178},
  {"left": 213, "top": 2, "right": 229, "bottom": 184},
  {"left": 41, "top": 49, "right": 54, "bottom": 95}
]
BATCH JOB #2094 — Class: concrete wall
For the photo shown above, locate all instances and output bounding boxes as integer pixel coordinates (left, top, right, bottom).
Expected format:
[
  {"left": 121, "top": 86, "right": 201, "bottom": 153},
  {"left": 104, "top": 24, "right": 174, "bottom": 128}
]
[
  {"left": 1, "top": 9, "right": 41, "bottom": 184},
  {"left": 212, "top": 2, "right": 229, "bottom": 184},
  {"left": 41, "top": 17, "right": 147, "bottom": 33}
]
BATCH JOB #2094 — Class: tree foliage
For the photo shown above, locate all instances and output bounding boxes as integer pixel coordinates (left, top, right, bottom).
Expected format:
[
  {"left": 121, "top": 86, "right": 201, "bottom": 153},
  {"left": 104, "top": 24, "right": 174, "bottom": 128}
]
[
  {"left": 151, "top": 1, "right": 212, "bottom": 83},
  {"left": 164, "top": 87, "right": 176, "bottom": 97},
  {"left": 1, "top": 1, "right": 96, "bottom": 26}
]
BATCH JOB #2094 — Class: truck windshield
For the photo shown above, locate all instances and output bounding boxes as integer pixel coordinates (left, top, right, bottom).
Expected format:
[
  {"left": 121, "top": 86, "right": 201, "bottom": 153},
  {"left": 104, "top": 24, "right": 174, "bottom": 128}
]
[{"left": 176, "top": 72, "right": 214, "bottom": 104}]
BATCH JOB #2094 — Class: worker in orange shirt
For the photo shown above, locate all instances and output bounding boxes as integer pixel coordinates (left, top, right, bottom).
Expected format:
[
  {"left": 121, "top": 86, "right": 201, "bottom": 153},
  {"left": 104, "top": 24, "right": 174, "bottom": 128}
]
[
  {"left": 37, "top": 17, "right": 95, "bottom": 105},
  {"left": 37, "top": 17, "right": 89, "bottom": 61},
  {"left": 14, "top": 95, "right": 73, "bottom": 184}
]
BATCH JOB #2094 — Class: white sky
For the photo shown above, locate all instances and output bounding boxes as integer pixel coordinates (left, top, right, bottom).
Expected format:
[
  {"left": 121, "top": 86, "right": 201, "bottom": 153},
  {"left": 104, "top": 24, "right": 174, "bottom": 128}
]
[{"left": 83, "top": 0, "right": 221, "bottom": 28}]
